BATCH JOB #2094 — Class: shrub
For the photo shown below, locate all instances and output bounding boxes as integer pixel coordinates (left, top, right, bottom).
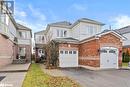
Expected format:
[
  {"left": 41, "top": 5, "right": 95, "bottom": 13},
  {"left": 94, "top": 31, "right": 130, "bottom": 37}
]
[{"left": 122, "top": 50, "right": 130, "bottom": 62}]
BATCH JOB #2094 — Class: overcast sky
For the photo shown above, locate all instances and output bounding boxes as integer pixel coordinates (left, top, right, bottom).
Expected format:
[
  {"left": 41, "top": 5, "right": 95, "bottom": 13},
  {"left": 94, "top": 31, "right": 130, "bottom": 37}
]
[{"left": 14, "top": 0, "right": 130, "bottom": 33}]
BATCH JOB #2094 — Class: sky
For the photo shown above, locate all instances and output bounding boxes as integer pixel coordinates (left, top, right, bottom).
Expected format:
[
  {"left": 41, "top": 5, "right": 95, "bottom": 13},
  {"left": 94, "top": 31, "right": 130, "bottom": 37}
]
[{"left": 14, "top": 0, "right": 130, "bottom": 33}]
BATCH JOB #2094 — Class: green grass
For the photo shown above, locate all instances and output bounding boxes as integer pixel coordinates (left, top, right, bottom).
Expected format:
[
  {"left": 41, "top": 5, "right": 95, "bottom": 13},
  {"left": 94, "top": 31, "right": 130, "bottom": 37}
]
[
  {"left": 22, "top": 63, "right": 80, "bottom": 87},
  {"left": 122, "top": 62, "right": 129, "bottom": 67}
]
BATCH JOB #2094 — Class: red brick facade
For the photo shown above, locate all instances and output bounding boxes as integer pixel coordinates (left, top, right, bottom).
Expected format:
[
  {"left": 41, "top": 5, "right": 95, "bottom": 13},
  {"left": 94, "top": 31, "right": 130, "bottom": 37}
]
[
  {"left": 79, "top": 33, "right": 122, "bottom": 67},
  {"left": 0, "top": 34, "right": 17, "bottom": 68},
  {"left": 18, "top": 44, "right": 32, "bottom": 62},
  {"left": 79, "top": 39, "right": 100, "bottom": 67},
  {"left": 59, "top": 43, "right": 79, "bottom": 50}
]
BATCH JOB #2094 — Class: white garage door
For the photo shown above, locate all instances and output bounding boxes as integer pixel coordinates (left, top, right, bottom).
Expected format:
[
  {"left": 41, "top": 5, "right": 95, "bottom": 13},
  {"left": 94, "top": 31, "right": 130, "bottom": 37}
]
[
  {"left": 59, "top": 50, "right": 78, "bottom": 67},
  {"left": 100, "top": 47, "right": 118, "bottom": 69}
]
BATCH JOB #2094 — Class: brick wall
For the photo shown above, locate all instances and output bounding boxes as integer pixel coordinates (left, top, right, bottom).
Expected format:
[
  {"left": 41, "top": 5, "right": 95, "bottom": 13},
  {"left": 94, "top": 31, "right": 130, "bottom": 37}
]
[
  {"left": 79, "top": 33, "right": 122, "bottom": 67},
  {"left": 79, "top": 39, "right": 100, "bottom": 67},
  {"left": 59, "top": 43, "right": 79, "bottom": 50},
  {"left": 99, "top": 34, "right": 122, "bottom": 66},
  {"left": 0, "top": 34, "right": 16, "bottom": 68},
  {"left": 18, "top": 45, "right": 32, "bottom": 62}
]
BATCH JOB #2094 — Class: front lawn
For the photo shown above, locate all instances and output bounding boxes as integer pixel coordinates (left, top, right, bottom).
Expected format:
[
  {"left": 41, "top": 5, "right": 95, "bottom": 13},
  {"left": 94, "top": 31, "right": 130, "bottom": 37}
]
[{"left": 22, "top": 63, "right": 80, "bottom": 87}]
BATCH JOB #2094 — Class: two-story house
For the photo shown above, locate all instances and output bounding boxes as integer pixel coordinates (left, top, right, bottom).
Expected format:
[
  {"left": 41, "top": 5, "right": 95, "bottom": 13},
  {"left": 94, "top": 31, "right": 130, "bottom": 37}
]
[
  {"left": 16, "top": 23, "right": 32, "bottom": 62},
  {"left": 35, "top": 18, "right": 124, "bottom": 69},
  {"left": 34, "top": 30, "right": 46, "bottom": 61},
  {"left": 0, "top": 2, "right": 32, "bottom": 67},
  {"left": 0, "top": 6, "right": 18, "bottom": 68}
]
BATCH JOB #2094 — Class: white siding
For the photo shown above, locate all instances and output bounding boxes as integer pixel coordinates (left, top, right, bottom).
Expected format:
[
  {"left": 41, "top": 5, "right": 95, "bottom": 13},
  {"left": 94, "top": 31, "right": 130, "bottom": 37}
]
[
  {"left": 123, "top": 33, "right": 130, "bottom": 46},
  {"left": 17, "top": 30, "right": 32, "bottom": 45},
  {"left": 72, "top": 23, "right": 80, "bottom": 40},
  {"left": 71, "top": 22, "right": 102, "bottom": 40},
  {"left": 18, "top": 39, "right": 31, "bottom": 45}
]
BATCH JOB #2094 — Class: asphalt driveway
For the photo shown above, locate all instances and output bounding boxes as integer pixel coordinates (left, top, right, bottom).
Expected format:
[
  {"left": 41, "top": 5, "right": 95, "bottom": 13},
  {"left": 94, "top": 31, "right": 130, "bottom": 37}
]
[{"left": 61, "top": 68, "right": 130, "bottom": 87}]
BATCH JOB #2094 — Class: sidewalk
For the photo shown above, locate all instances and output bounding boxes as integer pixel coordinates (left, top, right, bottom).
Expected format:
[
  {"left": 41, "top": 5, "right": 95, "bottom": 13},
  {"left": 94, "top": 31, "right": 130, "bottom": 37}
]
[
  {"left": 0, "top": 63, "right": 31, "bottom": 72},
  {"left": 0, "top": 63, "right": 31, "bottom": 87},
  {"left": 0, "top": 72, "right": 26, "bottom": 87}
]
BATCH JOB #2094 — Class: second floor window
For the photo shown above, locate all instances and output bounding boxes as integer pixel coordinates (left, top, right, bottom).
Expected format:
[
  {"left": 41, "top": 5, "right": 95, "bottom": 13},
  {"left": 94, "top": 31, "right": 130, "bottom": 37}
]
[
  {"left": 19, "top": 31, "right": 26, "bottom": 39},
  {"left": 37, "top": 35, "right": 44, "bottom": 43},
  {"left": 57, "top": 30, "right": 59, "bottom": 37},
  {"left": 57, "top": 30, "right": 67, "bottom": 37}
]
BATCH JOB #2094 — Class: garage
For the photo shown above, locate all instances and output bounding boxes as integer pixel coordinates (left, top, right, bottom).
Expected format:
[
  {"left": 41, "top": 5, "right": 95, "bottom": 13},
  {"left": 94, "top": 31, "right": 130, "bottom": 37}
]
[
  {"left": 100, "top": 47, "right": 118, "bottom": 69},
  {"left": 59, "top": 50, "right": 78, "bottom": 67}
]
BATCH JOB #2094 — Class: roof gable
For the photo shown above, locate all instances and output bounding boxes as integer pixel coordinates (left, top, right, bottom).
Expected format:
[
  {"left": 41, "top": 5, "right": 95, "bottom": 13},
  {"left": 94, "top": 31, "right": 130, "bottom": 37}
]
[
  {"left": 16, "top": 23, "right": 32, "bottom": 31},
  {"left": 80, "top": 30, "right": 126, "bottom": 43}
]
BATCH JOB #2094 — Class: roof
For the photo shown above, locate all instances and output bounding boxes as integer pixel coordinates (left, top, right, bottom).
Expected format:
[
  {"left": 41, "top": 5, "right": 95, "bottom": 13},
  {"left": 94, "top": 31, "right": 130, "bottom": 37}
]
[
  {"left": 78, "top": 18, "right": 105, "bottom": 25},
  {"left": 49, "top": 21, "right": 72, "bottom": 28},
  {"left": 80, "top": 30, "right": 126, "bottom": 43},
  {"left": 115, "top": 25, "right": 130, "bottom": 34},
  {"left": 53, "top": 37, "right": 79, "bottom": 44},
  {"left": 34, "top": 30, "right": 46, "bottom": 34},
  {"left": 16, "top": 23, "right": 32, "bottom": 31},
  {"left": 71, "top": 18, "right": 105, "bottom": 28}
]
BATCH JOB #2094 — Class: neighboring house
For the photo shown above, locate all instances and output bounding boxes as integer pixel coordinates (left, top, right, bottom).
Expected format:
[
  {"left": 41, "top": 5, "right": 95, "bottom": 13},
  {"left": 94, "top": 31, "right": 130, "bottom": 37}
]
[
  {"left": 0, "top": 6, "right": 18, "bottom": 68},
  {"left": 0, "top": 3, "right": 32, "bottom": 68},
  {"left": 16, "top": 23, "right": 32, "bottom": 62},
  {"left": 34, "top": 30, "right": 46, "bottom": 60},
  {"left": 45, "top": 18, "right": 104, "bottom": 43},
  {"left": 35, "top": 18, "right": 124, "bottom": 69},
  {"left": 115, "top": 26, "right": 130, "bottom": 53}
]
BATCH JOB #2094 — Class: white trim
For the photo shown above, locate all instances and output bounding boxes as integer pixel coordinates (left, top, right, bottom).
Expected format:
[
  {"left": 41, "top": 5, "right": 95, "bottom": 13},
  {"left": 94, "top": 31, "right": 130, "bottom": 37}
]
[
  {"left": 98, "top": 31, "right": 126, "bottom": 40},
  {"left": 100, "top": 47, "right": 119, "bottom": 69}
]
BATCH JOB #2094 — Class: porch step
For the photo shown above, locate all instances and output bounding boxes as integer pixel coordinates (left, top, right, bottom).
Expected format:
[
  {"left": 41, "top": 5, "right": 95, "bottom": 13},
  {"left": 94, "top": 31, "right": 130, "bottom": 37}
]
[{"left": 13, "top": 59, "right": 27, "bottom": 64}]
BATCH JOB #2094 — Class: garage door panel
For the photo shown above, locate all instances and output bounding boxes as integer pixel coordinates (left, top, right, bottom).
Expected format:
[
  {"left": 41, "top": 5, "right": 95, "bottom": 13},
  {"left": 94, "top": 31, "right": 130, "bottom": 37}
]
[
  {"left": 100, "top": 47, "right": 118, "bottom": 69},
  {"left": 59, "top": 50, "right": 78, "bottom": 67}
]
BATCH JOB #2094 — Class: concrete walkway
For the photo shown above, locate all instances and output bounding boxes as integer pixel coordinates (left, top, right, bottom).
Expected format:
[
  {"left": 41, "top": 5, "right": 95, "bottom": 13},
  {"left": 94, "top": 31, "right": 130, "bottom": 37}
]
[
  {"left": 0, "top": 63, "right": 31, "bottom": 72},
  {"left": 0, "top": 72, "right": 26, "bottom": 87},
  {"left": 0, "top": 63, "right": 31, "bottom": 87}
]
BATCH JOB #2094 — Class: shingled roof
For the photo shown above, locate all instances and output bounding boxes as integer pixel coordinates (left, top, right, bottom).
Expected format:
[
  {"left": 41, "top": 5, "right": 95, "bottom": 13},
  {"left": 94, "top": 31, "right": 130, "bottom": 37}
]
[
  {"left": 16, "top": 23, "right": 32, "bottom": 31},
  {"left": 78, "top": 18, "right": 105, "bottom": 25},
  {"left": 53, "top": 37, "right": 79, "bottom": 44},
  {"left": 49, "top": 21, "right": 72, "bottom": 28},
  {"left": 115, "top": 25, "right": 130, "bottom": 34}
]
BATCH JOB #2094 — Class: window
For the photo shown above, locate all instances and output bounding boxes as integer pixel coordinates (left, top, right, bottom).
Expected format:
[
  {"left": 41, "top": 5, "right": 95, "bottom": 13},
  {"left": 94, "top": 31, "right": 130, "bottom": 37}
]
[
  {"left": 65, "top": 51, "right": 68, "bottom": 54},
  {"left": 5, "top": 14, "right": 9, "bottom": 25},
  {"left": 57, "top": 30, "right": 59, "bottom": 37},
  {"left": 19, "top": 31, "right": 26, "bottom": 38},
  {"left": 60, "top": 51, "right": 63, "bottom": 54},
  {"left": 60, "top": 30, "right": 63, "bottom": 37},
  {"left": 69, "top": 51, "right": 72, "bottom": 54},
  {"left": 41, "top": 36, "right": 44, "bottom": 42},
  {"left": 100, "top": 49, "right": 107, "bottom": 53},
  {"left": 64, "top": 31, "right": 67, "bottom": 37},
  {"left": 19, "top": 47, "right": 26, "bottom": 56},
  {"left": 109, "top": 50, "right": 116, "bottom": 53},
  {"left": 73, "top": 51, "right": 77, "bottom": 54},
  {"left": 19, "top": 32, "right": 22, "bottom": 37},
  {"left": 89, "top": 26, "right": 93, "bottom": 34}
]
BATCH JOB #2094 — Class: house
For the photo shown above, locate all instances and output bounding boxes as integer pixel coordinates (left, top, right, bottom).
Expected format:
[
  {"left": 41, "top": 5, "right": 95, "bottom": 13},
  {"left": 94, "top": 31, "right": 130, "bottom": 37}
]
[
  {"left": 34, "top": 30, "right": 46, "bottom": 61},
  {"left": 16, "top": 23, "right": 32, "bottom": 62},
  {"left": 115, "top": 26, "right": 130, "bottom": 53},
  {"left": 35, "top": 18, "right": 124, "bottom": 69},
  {"left": 0, "top": 7, "right": 18, "bottom": 68},
  {"left": 0, "top": 3, "right": 32, "bottom": 68}
]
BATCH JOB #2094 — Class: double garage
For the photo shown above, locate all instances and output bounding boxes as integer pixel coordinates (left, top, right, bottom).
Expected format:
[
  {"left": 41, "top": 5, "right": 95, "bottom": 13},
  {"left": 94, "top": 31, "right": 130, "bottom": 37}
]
[{"left": 58, "top": 31, "right": 123, "bottom": 69}]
